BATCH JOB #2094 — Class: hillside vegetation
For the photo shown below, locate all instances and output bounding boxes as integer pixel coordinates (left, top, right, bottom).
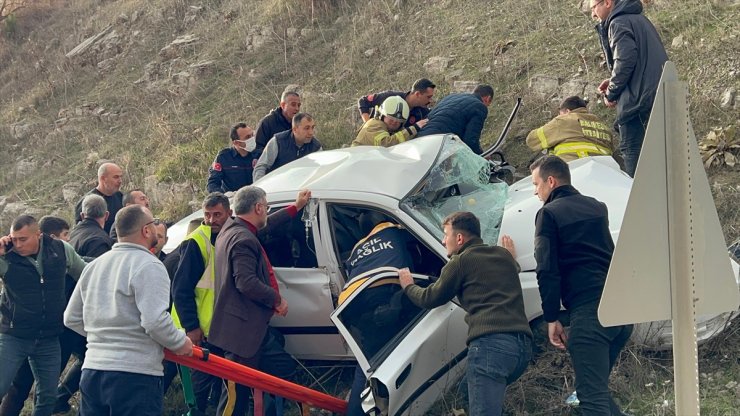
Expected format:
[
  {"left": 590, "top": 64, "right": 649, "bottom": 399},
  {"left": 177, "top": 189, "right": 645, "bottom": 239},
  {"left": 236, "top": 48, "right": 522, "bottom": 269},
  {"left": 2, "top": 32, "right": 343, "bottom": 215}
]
[{"left": 1, "top": 0, "right": 739, "bottom": 414}]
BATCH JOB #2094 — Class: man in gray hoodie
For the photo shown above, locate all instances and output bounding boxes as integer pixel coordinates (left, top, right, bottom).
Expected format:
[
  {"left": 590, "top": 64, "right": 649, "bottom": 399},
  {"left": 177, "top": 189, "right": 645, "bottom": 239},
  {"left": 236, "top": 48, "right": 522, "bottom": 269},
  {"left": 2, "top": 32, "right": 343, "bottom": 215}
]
[
  {"left": 592, "top": 0, "right": 668, "bottom": 177},
  {"left": 64, "top": 205, "right": 193, "bottom": 416}
]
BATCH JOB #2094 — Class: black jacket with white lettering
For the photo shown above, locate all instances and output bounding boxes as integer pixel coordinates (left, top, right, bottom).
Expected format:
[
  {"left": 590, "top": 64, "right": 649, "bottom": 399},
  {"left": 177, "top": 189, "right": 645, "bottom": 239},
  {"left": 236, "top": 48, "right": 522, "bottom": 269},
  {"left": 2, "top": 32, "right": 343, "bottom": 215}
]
[{"left": 346, "top": 223, "right": 414, "bottom": 279}]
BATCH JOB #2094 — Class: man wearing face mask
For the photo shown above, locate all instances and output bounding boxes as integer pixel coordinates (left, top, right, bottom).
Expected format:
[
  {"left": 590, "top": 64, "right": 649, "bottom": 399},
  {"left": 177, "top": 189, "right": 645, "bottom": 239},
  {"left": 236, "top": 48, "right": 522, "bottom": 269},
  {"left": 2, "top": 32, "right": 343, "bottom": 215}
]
[{"left": 207, "top": 123, "right": 258, "bottom": 193}]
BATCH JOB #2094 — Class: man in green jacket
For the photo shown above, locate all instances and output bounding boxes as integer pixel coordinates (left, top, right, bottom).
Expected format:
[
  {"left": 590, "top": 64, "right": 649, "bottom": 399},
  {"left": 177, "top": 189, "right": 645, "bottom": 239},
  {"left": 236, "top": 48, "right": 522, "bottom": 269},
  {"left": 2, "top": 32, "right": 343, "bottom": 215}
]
[{"left": 399, "top": 211, "right": 531, "bottom": 416}]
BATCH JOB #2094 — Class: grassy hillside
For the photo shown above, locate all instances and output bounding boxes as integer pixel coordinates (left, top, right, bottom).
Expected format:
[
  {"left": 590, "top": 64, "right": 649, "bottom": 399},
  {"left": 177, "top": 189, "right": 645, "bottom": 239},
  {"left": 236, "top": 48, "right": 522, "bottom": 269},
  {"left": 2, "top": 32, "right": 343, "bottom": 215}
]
[{"left": 1, "top": 0, "right": 739, "bottom": 414}]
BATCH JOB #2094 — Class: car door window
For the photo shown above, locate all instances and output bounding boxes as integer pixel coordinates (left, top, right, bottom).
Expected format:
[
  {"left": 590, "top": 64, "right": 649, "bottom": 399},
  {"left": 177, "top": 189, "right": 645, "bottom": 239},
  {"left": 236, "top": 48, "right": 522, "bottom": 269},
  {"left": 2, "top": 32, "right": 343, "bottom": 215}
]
[{"left": 262, "top": 206, "right": 318, "bottom": 268}]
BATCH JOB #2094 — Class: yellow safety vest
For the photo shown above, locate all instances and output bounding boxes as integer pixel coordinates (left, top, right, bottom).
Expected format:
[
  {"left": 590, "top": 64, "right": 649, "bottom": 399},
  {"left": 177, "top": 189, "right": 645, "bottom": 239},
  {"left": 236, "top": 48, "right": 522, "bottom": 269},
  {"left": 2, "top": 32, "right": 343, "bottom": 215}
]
[{"left": 171, "top": 224, "right": 216, "bottom": 337}]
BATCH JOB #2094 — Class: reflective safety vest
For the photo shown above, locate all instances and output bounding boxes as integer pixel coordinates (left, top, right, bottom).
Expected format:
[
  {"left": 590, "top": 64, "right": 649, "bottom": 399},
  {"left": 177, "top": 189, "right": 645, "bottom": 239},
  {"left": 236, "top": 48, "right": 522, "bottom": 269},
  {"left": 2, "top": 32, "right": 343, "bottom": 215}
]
[{"left": 171, "top": 224, "right": 216, "bottom": 337}]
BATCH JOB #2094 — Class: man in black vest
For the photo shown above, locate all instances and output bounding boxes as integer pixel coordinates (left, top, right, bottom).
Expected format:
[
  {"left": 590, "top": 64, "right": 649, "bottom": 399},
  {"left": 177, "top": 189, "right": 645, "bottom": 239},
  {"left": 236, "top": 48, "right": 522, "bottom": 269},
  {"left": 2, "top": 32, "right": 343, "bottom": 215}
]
[
  {"left": 0, "top": 215, "right": 86, "bottom": 416},
  {"left": 252, "top": 113, "right": 322, "bottom": 182}
]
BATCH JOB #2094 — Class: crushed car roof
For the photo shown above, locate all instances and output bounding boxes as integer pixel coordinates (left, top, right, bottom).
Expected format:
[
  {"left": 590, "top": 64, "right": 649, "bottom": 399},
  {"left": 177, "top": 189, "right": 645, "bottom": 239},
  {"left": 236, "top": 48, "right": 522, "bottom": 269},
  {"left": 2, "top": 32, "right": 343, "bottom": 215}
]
[{"left": 254, "top": 135, "right": 448, "bottom": 200}]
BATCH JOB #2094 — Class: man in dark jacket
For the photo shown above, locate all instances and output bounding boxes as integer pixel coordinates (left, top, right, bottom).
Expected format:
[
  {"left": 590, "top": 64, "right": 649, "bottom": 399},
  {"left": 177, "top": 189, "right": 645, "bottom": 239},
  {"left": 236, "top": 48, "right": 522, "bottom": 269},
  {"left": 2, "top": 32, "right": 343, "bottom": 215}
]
[
  {"left": 0, "top": 215, "right": 86, "bottom": 416},
  {"left": 417, "top": 85, "right": 494, "bottom": 154},
  {"left": 206, "top": 123, "right": 259, "bottom": 193},
  {"left": 70, "top": 194, "right": 114, "bottom": 258},
  {"left": 252, "top": 113, "right": 322, "bottom": 182},
  {"left": 109, "top": 189, "right": 151, "bottom": 242},
  {"left": 0, "top": 217, "right": 71, "bottom": 416},
  {"left": 357, "top": 78, "right": 436, "bottom": 129},
  {"left": 55, "top": 194, "right": 114, "bottom": 413},
  {"left": 210, "top": 186, "right": 310, "bottom": 416},
  {"left": 254, "top": 91, "right": 302, "bottom": 157},
  {"left": 74, "top": 162, "right": 124, "bottom": 234},
  {"left": 592, "top": 0, "right": 667, "bottom": 177},
  {"left": 527, "top": 155, "right": 632, "bottom": 414}
]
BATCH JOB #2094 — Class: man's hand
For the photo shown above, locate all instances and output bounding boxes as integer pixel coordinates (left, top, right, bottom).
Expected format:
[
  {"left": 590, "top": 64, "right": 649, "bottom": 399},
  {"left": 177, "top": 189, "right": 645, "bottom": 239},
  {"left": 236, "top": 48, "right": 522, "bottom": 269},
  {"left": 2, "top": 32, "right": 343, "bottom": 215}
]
[
  {"left": 295, "top": 190, "right": 311, "bottom": 211},
  {"left": 175, "top": 336, "right": 194, "bottom": 356},
  {"left": 275, "top": 297, "right": 289, "bottom": 317},
  {"left": 415, "top": 119, "right": 429, "bottom": 129},
  {"left": 0, "top": 235, "right": 11, "bottom": 256},
  {"left": 604, "top": 97, "right": 617, "bottom": 108},
  {"left": 548, "top": 321, "right": 568, "bottom": 350},
  {"left": 186, "top": 328, "right": 204, "bottom": 346},
  {"left": 361, "top": 113, "right": 371, "bottom": 123},
  {"left": 500, "top": 234, "right": 517, "bottom": 258},
  {"left": 398, "top": 268, "right": 414, "bottom": 289},
  {"left": 597, "top": 78, "right": 610, "bottom": 94}
]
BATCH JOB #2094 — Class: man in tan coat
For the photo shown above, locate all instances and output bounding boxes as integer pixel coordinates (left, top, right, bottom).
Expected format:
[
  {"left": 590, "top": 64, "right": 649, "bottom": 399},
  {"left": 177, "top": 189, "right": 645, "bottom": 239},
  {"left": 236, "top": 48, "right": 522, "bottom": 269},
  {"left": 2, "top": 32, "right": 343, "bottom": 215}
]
[
  {"left": 352, "top": 96, "right": 427, "bottom": 147},
  {"left": 526, "top": 96, "right": 613, "bottom": 162}
]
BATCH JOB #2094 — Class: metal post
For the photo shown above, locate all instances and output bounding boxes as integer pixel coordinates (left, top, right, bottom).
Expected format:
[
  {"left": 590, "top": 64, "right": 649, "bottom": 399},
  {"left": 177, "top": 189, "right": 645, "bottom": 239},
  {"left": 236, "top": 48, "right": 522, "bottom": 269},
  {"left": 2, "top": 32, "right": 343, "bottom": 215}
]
[{"left": 665, "top": 80, "right": 700, "bottom": 416}]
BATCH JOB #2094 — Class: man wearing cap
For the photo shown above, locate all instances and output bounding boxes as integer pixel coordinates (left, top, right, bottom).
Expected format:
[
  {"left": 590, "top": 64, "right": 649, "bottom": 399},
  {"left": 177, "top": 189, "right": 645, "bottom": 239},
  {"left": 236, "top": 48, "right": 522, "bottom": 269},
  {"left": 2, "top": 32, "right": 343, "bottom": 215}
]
[{"left": 207, "top": 123, "right": 258, "bottom": 193}]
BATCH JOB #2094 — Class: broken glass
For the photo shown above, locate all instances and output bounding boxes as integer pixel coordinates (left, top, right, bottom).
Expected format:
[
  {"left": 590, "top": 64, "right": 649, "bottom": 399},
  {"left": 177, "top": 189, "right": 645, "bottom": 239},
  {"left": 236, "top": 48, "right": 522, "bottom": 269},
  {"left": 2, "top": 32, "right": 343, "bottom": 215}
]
[{"left": 401, "top": 136, "right": 508, "bottom": 245}]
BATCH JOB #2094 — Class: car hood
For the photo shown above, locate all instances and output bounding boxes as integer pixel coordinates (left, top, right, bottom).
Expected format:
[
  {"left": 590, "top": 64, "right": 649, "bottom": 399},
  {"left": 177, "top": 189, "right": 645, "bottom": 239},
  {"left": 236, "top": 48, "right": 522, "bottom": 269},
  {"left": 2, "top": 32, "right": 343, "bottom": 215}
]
[{"left": 255, "top": 134, "right": 451, "bottom": 200}]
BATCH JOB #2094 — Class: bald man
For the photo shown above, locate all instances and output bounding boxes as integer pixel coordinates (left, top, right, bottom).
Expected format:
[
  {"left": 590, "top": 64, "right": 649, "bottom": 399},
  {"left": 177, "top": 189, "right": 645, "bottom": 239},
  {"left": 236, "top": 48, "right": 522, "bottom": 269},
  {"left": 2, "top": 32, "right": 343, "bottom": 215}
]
[{"left": 74, "top": 163, "right": 124, "bottom": 234}]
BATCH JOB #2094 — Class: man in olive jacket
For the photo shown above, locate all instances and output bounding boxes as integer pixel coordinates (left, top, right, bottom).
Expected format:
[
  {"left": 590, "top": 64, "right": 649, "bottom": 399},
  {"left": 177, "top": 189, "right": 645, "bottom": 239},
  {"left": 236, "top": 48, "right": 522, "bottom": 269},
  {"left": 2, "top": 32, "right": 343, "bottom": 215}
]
[
  {"left": 592, "top": 0, "right": 667, "bottom": 177},
  {"left": 399, "top": 211, "right": 532, "bottom": 416},
  {"left": 210, "top": 186, "right": 310, "bottom": 416}
]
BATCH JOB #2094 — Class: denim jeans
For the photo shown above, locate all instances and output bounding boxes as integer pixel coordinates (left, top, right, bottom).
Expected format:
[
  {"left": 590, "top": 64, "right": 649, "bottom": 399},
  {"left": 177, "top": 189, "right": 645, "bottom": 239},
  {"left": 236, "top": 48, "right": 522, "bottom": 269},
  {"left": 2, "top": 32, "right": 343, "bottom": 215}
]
[
  {"left": 466, "top": 332, "right": 532, "bottom": 416},
  {"left": 79, "top": 369, "right": 163, "bottom": 416},
  {"left": 568, "top": 302, "right": 633, "bottom": 416},
  {"left": 0, "top": 334, "right": 61, "bottom": 416},
  {"left": 617, "top": 113, "right": 649, "bottom": 178}
]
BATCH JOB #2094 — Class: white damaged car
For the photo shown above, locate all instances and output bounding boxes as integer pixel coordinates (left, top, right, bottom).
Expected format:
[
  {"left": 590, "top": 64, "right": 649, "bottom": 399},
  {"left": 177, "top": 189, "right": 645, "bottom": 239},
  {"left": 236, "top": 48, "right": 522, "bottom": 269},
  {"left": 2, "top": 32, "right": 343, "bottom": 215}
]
[{"left": 164, "top": 135, "right": 740, "bottom": 416}]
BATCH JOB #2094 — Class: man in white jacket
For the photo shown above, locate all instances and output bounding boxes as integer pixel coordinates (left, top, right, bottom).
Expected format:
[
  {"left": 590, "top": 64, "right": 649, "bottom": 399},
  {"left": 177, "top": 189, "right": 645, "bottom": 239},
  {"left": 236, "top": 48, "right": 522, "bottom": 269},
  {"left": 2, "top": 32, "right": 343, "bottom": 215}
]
[{"left": 64, "top": 205, "right": 193, "bottom": 416}]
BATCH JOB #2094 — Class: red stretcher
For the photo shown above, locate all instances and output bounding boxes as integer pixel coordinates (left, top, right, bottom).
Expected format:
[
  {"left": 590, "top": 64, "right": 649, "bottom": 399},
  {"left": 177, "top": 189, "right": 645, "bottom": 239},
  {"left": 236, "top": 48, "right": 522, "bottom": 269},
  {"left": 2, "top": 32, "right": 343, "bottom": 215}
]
[{"left": 164, "top": 346, "right": 348, "bottom": 415}]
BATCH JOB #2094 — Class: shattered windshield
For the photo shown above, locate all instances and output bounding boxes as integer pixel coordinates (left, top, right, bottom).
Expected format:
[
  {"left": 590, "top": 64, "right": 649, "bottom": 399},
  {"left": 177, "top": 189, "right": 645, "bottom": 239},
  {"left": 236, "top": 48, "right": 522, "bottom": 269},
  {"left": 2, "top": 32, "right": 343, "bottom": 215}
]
[{"left": 401, "top": 137, "right": 508, "bottom": 245}]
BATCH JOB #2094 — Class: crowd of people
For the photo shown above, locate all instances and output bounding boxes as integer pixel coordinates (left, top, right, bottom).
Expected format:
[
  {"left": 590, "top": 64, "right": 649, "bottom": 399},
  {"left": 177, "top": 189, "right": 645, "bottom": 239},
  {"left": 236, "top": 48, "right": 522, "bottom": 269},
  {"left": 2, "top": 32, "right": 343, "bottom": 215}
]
[{"left": 0, "top": 0, "right": 667, "bottom": 415}]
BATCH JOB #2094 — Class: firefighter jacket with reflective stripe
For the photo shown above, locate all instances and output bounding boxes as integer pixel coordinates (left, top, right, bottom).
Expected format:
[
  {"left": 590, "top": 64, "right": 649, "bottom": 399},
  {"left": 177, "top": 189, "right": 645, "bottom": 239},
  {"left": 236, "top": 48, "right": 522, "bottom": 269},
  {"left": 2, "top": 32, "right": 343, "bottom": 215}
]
[
  {"left": 351, "top": 118, "right": 421, "bottom": 147},
  {"left": 526, "top": 108, "right": 614, "bottom": 162},
  {"left": 171, "top": 224, "right": 216, "bottom": 337}
]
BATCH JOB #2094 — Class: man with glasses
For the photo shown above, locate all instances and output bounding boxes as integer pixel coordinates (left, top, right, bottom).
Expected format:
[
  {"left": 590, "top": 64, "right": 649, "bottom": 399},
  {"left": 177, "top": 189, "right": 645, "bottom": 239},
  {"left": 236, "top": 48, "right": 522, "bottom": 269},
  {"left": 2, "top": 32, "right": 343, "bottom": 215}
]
[
  {"left": 207, "top": 123, "right": 259, "bottom": 193},
  {"left": 64, "top": 205, "right": 192, "bottom": 416},
  {"left": 209, "top": 186, "right": 310, "bottom": 416},
  {"left": 591, "top": 0, "right": 667, "bottom": 177}
]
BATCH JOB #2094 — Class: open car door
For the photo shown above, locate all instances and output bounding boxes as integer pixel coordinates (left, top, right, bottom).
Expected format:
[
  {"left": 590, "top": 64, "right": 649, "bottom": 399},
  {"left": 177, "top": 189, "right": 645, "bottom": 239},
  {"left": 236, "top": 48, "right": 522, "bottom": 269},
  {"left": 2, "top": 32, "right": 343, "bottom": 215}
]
[{"left": 331, "top": 267, "right": 468, "bottom": 416}]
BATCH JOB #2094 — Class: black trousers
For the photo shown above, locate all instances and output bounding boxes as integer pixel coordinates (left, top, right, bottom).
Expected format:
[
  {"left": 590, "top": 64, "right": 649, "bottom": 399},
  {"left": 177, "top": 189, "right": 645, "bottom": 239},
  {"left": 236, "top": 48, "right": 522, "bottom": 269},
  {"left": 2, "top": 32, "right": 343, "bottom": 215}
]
[
  {"left": 189, "top": 342, "right": 223, "bottom": 411},
  {"left": 567, "top": 301, "right": 633, "bottom": 416},
  {"left": 216, "top": 329, "right": 296, "bottom": 416}
]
